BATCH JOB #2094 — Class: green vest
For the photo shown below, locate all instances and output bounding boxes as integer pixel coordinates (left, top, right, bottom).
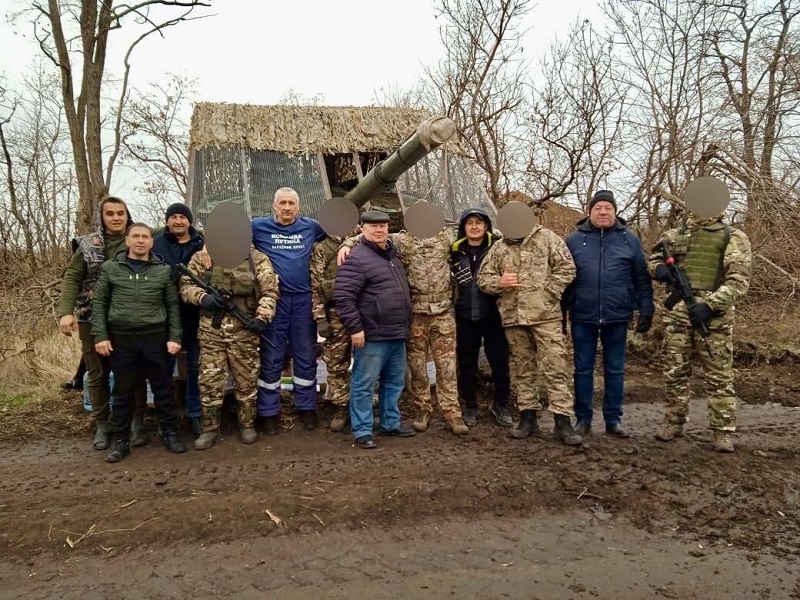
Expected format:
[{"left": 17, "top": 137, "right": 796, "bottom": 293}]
[
  {"left": 673, "top": 222, "right": 729, "bottom": 292},
  {"left": 207, "top": 259, "right": 257, "bottom": 314}
]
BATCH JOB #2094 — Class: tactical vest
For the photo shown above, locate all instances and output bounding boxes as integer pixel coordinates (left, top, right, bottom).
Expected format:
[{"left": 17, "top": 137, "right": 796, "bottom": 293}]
[
  {"left": 317, "top": 237, "right": 340, "bottom": 307},
  {"left": 206, "top": 258, "right": 258, "bottom": 314},
  {"left": 75, "top": 231, "right": 105, "bottom": 322},
  {"left": 673, "top": 222, "right": 730, "bottom": 292}
]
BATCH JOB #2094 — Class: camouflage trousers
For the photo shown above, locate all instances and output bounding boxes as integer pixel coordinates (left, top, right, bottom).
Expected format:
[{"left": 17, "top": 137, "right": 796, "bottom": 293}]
[
  {"left": 505, "top": 321, "right": 573, "bottom": 417},
  {"left": 407, "top": 311, "right": 461, "bottom": 417},
  {"left": 198, "top": 316, "right": 260, "bottom": 432},
  {"left": 321, "top": 309, "right": 351, "bottom": 408},
  {"left": 662, "top": 320, "right": 736, "bottom": 431}
]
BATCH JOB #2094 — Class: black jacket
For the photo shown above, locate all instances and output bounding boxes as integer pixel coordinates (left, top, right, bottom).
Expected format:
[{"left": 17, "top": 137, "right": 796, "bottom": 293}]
[
  {"left": 153, "top": 227, "right": 204, "bottom": 333},
  {"left": 451, "top": 233, "right": 502, "bottom": 322},
  {"left": 334, "top": 239, "right": 412, "bottom": 341}
]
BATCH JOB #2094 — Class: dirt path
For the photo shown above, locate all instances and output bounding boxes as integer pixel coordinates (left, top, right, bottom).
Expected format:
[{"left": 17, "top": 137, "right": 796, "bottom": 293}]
[{"left": 1, "top": 364, "right": 799, "bottom": 598}]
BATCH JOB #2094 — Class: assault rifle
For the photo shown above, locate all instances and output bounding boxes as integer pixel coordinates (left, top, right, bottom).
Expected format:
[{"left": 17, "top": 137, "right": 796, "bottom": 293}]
[
  {"left": 657, "top": 243, "right": 713, "bottom": 356},
  {"left": 177, "top": 263, "right": 274, "bottom": 348}
]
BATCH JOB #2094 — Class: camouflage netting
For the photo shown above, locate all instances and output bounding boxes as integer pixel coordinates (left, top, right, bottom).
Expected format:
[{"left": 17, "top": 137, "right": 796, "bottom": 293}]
[{"left": 190, "top": 103, "right": 465, "bottom": 155}]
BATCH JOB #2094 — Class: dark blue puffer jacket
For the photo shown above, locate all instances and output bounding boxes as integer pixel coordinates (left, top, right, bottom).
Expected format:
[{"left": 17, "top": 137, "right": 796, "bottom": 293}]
[{"left": 565, "top": 217, "right": 654, "bottom": 324}]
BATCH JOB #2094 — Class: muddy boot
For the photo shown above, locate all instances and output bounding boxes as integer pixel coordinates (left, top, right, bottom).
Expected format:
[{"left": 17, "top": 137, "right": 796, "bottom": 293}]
[
  {"left": 92, "top": 419, "right": 112, "bottom": 451},
  {"left": 412, "top": 410, "right": 431, "bottom": 433},
  {"left": 553, "top": 414, "right": 583, "bottom": 446},
  {"left": 444, "top": 415, "right": 469, "bottom": 436},
  {"left": 655, "top": 422, "right": 684, "bottom": 442},
  {"left": 262, "top": 416, "right": 280, "bottom": 436},
  {"left": 160, "top": 430, "right": 187, "bottom": 454},
  {"left": 106, "top": 438, "right": 131, "bottom": 463},
  {"left": 194, "top": 430, "right": 219, "bottom": 450},
  {"left": 713, "top": 431, "right": 735, "bottom": 453},
  {"left": 462, "top": 408, "right": 478, "bottom": 427},
  {"left": 131, "top": 416, "right": 149, "bottom": 447},
  {"left": 329, "top": 406, "right": 348, "bottom": 432},
  {"left": 510, "top": 410, "right": 539, "bottom": 439},
  {"left": 239, "top": 426, "right": 258, "bottom": 445}
]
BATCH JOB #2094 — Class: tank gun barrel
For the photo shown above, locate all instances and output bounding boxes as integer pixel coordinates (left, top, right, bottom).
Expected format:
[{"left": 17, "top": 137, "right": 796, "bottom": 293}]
[{"left": 344, "top": 115, "right": 456, "bottom": 208}]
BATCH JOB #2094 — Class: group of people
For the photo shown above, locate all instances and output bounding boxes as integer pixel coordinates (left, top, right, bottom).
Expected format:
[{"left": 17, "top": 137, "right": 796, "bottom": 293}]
[{"left": 57, "top": 185, "right": 752, "bottom": 462}]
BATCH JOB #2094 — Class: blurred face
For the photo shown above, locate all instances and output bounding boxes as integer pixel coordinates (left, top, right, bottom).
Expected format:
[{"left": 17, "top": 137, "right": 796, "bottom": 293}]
[
  {"left": 464, "top": 215, "right": 487, "bottom": 244},
  {"left": 361, "top": 222, "right": 389, "bottom": 247},
  {"left": 589, "top": 201, "right": 616, "bottom": 230},
  {"left": 102, "top": 201, "right": 128, "bottom": 235},
  {"left": 126, "top": 225, "right": 154, "bottom": 260},
  {"left": 166, "top": 213, "right": 190, "bottom": 239},
  {"left": 273, "top": 193, "right": 300, "bottom": 225}
]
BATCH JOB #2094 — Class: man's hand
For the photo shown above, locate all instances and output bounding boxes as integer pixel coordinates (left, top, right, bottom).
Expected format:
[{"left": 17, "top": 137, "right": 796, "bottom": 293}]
[
  {"left": 336, "top": 246, "right": 351, "bottom": 267},
  {"left": 500, "top": 272, "right": 521, "bottom": 288},
  {"left": 635, "top": 314, "right": 653, "bottom": 333},
  {"left": 688, "top": 302, "right": 713, "bottom": 328},
  {"left": 95, "top": 340, "right": 113, "bottom": 356},
  {"left": 351, "top": 330, "right": 365, "bottom": 349},
  {"left": 167, "top": 341, "right": 182, "bottom": 355},
  {"left": 247, "top": 318, "right": 268, "bottom": 335},
  {"left": 198, "top": 245, "right": 212, "bottom": 269},
  {"left": 201, "top": 293, "right": 223, "bottom": 310},
  {"left": 317, "top": 320, "right": 332, "bottom": 339},
  {"left": 59, "top": 315, "right": 77, "bottom": 336}
]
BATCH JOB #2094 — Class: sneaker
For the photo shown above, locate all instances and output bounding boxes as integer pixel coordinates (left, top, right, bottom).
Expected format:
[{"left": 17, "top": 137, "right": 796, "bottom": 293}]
[
  {"left": 713, "top": 431, "right": 734, "bottom": 453},
  {"left": 377, "top": 424, "right": 416, "bottom": 437},
  {"left": 300, "top": 410, "right": 318, "bottom": 431},
  {"left": 262, "top": 416, "right": 280, "bottom": 436},
  {"left": 356, "top": 435, "right": 377, "bottom": 449},
  {"left": 490, "top": 404, "right": 513, "bottom": 427},
  {"left": 444, "top": 416, "right": 469, "bottom": 436},
  {"left": 462, "top": 408, "right": 478, "bottom": 427},
  {"left": 655, "top": 422, "right": 684, "bottom": 442},
  {"left": 412, "top": 410, "right": 431, "bottom": 433},
  {"left": 329, "top": 406, "right": 348, "bottom": 432}
]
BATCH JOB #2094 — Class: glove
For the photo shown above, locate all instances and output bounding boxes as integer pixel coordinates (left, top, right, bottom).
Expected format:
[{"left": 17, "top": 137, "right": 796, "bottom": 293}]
[
  {"left": 652, "top": 264, "right": 672, "bottom": 282},
  {"left": 635, "top": 314, "right": 653, "bottom": 333},
  {"left": 687, "top": 302, "right": 713, "bottom": 328},
  {"left": 317, "top": 320, "right": 332, "bottom": 339},
  {"left": 247, "top": 318, "right": 267, "bottom": 335},
  {"left": 200, "top": 294, "right": 223, "bottom": 311}
]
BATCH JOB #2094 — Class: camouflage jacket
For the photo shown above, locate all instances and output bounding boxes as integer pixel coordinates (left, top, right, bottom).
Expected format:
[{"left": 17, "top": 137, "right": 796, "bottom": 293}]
[
  {"left": 342, "top": 229, "right": 458, "bottom": 315},
  {"left": 477, "top": 225, "right": 576, "bottom": 326},
  {"left": 310, "top": 236, "right": 342, "bottom": 322},
  {"left": 648, "top": 219, "right": 751, "bottom": 324},
  {"left": 179, "top": 248, "right": 280, "bottom": 326}
]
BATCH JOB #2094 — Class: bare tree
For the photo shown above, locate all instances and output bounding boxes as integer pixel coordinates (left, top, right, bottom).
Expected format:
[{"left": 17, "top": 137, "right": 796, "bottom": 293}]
[{"left": 27, "top": 0, "right": 211, "bottom": 234}]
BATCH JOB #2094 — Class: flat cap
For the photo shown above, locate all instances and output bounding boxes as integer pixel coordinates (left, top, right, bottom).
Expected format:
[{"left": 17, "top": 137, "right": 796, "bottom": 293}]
[{"left": 360, "top": 209, "right": 391, "bottom": 224}]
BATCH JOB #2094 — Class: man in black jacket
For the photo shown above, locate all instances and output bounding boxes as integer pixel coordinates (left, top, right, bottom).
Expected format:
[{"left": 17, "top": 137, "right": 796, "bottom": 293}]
[
  {"left": 153, "top": 203, "right": 205, "bottom": 436},
  {"left": 450, "top": 208, "right": 512, "bottom": 427},
  {"left": 334, "top": 210, "right": 416, "bottom": 449}
]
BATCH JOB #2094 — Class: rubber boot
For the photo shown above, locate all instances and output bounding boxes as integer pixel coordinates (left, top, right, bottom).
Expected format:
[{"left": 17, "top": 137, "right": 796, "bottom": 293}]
[
  {"left": 553, "top": 414, "right": 583, "bottom": 446},
  {"left": 106, "top": 439, "right": 131, "bottom": 463},
  {"left": 510, "top": 410, "right": 539, "bottom": 439},
  {"left": 194, "top": 430, "right": 219, "bottom": 450},
  {"left": 92, "top": 419, "right": 112, "bottom": 451},
  {"left": 131, "top": 416, "right": 149, "bottom": 447},
  {"left": 160, "top": 430, "right": 187, "bottom": 454}
]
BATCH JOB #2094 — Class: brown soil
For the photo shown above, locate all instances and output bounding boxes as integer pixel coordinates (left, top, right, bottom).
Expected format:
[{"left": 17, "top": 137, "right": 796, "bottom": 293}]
[{"left": 1, "top": 359, "right": 799, "bottom": 598}]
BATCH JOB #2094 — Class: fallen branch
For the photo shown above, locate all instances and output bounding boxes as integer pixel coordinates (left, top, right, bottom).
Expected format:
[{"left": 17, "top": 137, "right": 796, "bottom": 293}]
[{"left": 563, "top": 489, "right": 607, "bottom": 501}]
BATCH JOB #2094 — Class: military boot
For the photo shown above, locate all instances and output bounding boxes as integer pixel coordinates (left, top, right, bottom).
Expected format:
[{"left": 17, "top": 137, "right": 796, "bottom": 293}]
[
  {"left": 131, "top": 416, "right": 149, "bottom": 447},
  {"left": 510, "top": 410, "right": 539, "bottom": 439},
  {"left": 160, "top": 430, "right": 187, "bottom": 454},
  {"left": 713, "top": 431, "right": 735, "bottom": 453},
  {"left": 655, "top": 422, "right": 684, "bottom": 442},
  {"left": 239, "top": 426, "right": 258, "bottom": 444},
  {"left": 329, "top": 406, "right": 348, "bottom": 432},
  {"left": 553, "top": 414, "right": 583, "bottom": 446},
  {"left": 92, "top": 419, "right": 112, "bottom": 451},
  {"left": 106, "top": 439, "right": 131, "bottom": 463},
  {"left": 194, "top": 430, "right": 219, "bottom": 450},
  {"left": 412, "top": 410, "right": 431, "bottom": 432},
  {"left": 444, "top": 414, "right": 469, "bottom": 436}
]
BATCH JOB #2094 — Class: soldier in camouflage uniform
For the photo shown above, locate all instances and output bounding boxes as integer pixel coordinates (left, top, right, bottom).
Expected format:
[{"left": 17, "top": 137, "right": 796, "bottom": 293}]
[
  {"left": 339, "top": 218, "right": 469, "bottom": 436},
  {"left": 310, "top": 235, "right": 352, "bottom": 432},
  {"left": 180, "top": 248, "right": 279, "bottom": 449},
  {"left": 648, "top": 211, "right": 751, "bottom": 452},
  {"left": 477, "top": 224, "right": 583, "bottom": 446}
]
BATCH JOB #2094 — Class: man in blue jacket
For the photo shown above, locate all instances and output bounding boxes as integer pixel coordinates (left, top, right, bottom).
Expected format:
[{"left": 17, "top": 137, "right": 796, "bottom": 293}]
[
  {"left": 252, "top": 187, "right": 327, "bottom": 433},
  {"left": 565, "top": 190, "right": 654, "bottom": 437},
  {"left": 153, "top": 203, "right": 205, "bottom": 437}
]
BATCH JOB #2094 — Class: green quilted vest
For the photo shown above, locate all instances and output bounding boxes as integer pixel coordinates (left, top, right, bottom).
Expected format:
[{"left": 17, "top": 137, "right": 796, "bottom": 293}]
[{"left": 674, "top": 223, "right": 729, "bottom": 292}]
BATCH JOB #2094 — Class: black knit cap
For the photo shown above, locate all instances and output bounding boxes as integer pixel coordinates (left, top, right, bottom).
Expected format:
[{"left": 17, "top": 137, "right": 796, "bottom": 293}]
[
  {"left": 588, "top": 190, "right": 617, "bottom": 212},
  {"left": 165, "top": 202, "right": 193, "bottom": 224}
]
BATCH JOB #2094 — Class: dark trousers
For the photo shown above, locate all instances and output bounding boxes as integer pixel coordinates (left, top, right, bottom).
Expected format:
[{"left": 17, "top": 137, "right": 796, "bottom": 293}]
[
  {"left": 571, "top": 321, "right": 628, "bottom": 425},
  {"left": 109, "top": 332, "right": 177, "bottom": 439},
  {"left": 455, "top": 313, "right": 511, "bottom": 410}
]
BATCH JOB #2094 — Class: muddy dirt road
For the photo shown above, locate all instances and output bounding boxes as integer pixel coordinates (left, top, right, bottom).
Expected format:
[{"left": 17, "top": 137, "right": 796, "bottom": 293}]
[{"left": 1, "top": 363, "right": 799, "bottom": 598}]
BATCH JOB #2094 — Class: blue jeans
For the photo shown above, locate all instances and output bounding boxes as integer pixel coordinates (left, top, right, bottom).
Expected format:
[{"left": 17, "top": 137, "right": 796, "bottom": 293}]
[
  {"left": 166, "top": 334, "right": 201, "bottom": 418},
  {"left": 571, "top": 321, "right": 628, "bottom": 425},
  {"left": 349, "top": 340, "right": 406, "bottom": 440}
]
